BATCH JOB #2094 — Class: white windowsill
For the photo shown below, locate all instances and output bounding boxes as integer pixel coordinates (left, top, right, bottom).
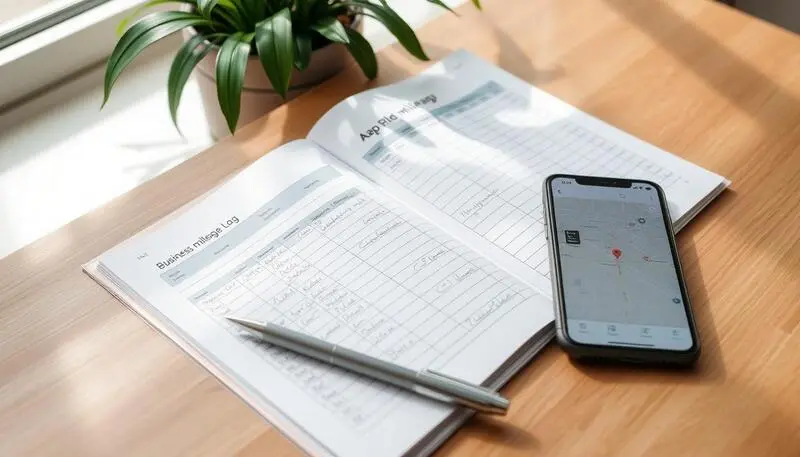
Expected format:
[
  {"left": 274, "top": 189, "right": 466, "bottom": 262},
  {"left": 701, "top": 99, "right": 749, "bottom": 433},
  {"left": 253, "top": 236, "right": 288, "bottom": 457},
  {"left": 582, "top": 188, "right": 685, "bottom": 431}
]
[{"left": 0, "top": 0, "right": 465, "bottom": 259}]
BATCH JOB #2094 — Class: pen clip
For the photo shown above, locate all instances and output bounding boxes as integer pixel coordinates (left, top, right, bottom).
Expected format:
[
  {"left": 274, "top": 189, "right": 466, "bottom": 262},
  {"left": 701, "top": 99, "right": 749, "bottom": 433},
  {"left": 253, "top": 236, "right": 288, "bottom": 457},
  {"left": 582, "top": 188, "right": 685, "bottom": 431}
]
[{"left": 421, "top": 369, "right": 496, "bottom": 394}]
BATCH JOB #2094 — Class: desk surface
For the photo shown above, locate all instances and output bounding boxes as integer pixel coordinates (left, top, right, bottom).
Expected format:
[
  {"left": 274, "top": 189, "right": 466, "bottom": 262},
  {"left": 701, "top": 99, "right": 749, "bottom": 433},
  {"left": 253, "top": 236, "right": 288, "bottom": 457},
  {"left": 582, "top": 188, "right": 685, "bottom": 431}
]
[{"left": 2, "top": 0, "right": 800, "bottom": 455}]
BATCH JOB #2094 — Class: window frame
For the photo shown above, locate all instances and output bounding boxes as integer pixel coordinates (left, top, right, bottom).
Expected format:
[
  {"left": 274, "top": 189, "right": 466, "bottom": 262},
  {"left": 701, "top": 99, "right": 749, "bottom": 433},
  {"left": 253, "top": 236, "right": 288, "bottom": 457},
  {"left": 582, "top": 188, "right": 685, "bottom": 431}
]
[{"left": 0, "top": 0, "right": 149, "bottom": 110}]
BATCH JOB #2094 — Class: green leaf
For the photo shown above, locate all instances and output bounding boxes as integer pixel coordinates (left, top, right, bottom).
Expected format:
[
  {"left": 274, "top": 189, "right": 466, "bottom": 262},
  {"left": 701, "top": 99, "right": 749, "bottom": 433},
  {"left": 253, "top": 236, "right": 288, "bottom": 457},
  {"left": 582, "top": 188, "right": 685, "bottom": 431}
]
[
  {"left": 425, "top": 0, "right": 457, "bottom": 15},
  {"left": 167, "top": 34, "right": 213, "bottom": 130},
  {"left": 217, "top": 0, "right": 251, "bottom": 29},
  {"left": 345, "top": 28, "right": 377, "bottom": 79},
  {"left": 211, "top": 7, "right": 245, "bottom": 31},
  {"left": 471, "top": 0, "right": 482, "bottom": 9},
  {"left": 116, "top": 0, "right": 190, "bottom": 36},
  {"left": 254, "top": 8, "right": 294, "bottom": 98},
  {"left": 197, "top": 0, "right": 219, "bottom": 18},
  {"left": 344, "top": 1, "right": 428, "bottom": 60},
  {"left": 294, "top": 33, "right": 312, "bottom": 70},
  {"left": 238, "top": 0, "right": 266, "bottom": 27},
  {"left": 311, "top": 16, "right": 349, "bottom": 44},
  {"left": 104, "top": 11, "right": 210, "bottom": 106},
  {"left": 215, "top": 32, "right": 252, "bottom": 134},
  {"left": 216, "top": 0, "right": 246, "bottom": 22}
]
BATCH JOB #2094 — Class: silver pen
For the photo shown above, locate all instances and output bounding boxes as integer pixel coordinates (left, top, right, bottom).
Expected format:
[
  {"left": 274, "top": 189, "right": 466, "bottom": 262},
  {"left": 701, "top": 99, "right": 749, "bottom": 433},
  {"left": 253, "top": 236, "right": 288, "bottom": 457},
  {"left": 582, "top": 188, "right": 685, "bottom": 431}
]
[{"left": 226, "top": 317, "right": 509, "bottom": 415}]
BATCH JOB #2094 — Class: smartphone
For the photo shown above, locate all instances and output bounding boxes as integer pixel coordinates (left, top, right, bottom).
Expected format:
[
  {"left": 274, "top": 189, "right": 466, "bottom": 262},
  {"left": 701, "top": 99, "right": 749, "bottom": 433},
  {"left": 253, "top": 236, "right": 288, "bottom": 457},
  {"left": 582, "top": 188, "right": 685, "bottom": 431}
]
[{"left": 543, "top": 174, "right": 700, "bottom": 365}]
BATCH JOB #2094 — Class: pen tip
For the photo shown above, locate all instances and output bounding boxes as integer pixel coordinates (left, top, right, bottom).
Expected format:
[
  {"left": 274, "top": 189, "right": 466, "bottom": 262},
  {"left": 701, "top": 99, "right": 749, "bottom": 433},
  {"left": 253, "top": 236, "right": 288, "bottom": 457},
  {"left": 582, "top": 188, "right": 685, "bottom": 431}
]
[{"left": 225, "top": 316, "right": 264, "bottom": 332}]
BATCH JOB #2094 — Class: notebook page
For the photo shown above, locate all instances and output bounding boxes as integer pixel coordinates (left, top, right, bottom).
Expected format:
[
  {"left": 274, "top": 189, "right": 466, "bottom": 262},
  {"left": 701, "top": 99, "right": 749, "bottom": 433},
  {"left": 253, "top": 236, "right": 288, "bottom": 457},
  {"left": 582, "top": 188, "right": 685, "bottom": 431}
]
[
  {"left": 99, "top": 140, "right": 553, "bottom": 457},
  {"left": 308, "top": 50, "right": 727, "bottom": 295}
]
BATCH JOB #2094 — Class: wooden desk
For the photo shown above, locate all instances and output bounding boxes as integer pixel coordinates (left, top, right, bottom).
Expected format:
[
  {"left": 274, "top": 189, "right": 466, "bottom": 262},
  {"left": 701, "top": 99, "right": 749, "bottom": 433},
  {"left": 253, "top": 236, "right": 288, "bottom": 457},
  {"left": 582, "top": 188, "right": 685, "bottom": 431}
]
[{"left": 2, "top": 0, "right": 799, "bottom": 455}]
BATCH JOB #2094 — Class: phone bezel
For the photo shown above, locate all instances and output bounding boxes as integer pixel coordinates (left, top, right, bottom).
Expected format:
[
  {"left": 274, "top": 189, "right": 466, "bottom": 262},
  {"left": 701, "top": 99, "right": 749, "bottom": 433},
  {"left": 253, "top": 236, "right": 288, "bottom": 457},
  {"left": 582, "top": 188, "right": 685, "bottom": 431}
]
[{"left": 543, "top": 174, "right": 700, "bottom": 364}]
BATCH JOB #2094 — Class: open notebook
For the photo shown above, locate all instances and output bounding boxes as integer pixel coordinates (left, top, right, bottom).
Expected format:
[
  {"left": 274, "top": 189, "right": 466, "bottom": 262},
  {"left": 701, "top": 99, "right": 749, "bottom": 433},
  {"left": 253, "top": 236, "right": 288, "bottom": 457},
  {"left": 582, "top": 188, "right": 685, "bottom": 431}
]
[{"left": 85, "top": 50, "right": 728, "bottom": 457}]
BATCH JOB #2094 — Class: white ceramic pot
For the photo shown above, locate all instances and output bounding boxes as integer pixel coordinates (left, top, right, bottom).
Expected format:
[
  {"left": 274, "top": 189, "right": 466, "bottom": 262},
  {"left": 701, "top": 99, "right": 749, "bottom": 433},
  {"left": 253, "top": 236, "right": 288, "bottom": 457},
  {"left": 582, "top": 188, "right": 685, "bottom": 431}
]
[{"left": 187, "top": 18, "right": 360, "bottom": 139}]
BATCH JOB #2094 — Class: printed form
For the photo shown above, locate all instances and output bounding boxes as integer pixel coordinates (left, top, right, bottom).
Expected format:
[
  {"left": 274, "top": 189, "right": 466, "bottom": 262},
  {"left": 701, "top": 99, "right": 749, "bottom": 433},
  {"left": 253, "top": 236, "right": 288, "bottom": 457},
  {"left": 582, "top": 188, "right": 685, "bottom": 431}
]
[
  {"left": 309, "top": 50, "right": 726, "bottom": 295},
  {"left": 99, "top": 141, "right": 553, "bottom": 457}
]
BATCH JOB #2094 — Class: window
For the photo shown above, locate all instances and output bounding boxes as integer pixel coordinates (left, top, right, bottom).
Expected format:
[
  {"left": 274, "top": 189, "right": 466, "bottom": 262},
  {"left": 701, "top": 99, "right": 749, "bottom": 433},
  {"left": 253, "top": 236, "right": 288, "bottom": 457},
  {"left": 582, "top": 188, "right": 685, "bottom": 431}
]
[
  {"left": 0, "top": 0, "right": 115, "bottom": 49},
  {"left": 0, "top": 0, "right": 148, "bottom": 109}
]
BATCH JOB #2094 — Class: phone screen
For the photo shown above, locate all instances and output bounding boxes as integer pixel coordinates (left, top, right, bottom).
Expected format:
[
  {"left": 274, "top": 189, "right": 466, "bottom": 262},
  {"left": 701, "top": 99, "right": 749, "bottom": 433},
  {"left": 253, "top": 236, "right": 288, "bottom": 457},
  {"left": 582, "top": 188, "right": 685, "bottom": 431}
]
[{"left": 549, "top": 177, "right": 693, "bottom": 351}]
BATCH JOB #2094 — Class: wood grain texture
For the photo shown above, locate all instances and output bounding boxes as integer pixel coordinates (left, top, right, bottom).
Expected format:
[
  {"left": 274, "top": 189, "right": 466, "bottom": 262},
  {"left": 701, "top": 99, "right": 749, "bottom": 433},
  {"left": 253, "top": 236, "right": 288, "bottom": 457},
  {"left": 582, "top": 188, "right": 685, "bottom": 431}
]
[{"left": 2, "top": 0, "right": 800, "bottom": 455}]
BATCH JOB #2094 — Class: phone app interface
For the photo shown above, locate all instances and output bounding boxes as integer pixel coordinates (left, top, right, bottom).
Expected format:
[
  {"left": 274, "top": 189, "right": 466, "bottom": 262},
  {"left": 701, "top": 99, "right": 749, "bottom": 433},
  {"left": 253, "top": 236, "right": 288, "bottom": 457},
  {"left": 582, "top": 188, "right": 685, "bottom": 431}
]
[{"left": 550, "top": 177, "right": 692, "bottom": 350}]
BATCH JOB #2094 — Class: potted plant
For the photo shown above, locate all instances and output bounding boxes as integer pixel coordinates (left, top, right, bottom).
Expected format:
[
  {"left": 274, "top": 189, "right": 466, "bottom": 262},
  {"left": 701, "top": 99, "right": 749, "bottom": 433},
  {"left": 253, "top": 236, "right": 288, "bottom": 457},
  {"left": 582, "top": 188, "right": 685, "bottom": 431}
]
[{"left": 103, "top": 0, "right": 481, "bottom": 137}]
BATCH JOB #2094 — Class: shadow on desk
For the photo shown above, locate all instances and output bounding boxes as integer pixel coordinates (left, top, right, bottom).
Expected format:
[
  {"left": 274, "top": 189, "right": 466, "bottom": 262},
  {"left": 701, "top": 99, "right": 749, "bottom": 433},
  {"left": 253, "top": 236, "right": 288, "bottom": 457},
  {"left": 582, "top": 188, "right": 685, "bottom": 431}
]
[
  {"left": 572, "top": 189, "right": 800, "bottom": 454},
  {"left": 455, "top": 414, "right": 541, "bottom": 450},
  {"left": 602, "top": 0, "right": 800, "bottom": 134}
]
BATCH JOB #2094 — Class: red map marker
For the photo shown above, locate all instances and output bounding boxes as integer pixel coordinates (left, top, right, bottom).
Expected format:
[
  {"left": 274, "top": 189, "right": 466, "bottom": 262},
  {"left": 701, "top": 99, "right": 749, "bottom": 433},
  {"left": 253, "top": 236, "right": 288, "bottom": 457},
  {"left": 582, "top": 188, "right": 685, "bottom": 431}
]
[{"left": 611, "top": 247, "right": 622, "bottom": 260}]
